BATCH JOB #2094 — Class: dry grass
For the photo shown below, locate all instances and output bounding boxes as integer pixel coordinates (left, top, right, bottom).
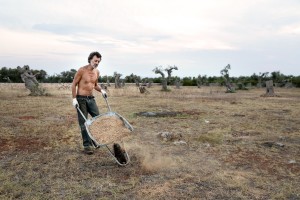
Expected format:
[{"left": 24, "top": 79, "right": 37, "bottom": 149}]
[{"left": 0, "top": 83, "right": 299, "bottom": 199}]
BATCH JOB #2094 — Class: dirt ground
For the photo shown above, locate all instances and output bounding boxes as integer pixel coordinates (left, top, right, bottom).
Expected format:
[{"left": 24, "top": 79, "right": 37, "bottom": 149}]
[{"left": 0, "top": 83, "right": 299, "bottom": 199}]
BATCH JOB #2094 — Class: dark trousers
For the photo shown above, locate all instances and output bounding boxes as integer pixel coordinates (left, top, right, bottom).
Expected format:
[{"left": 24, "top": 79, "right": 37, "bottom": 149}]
[{"left": 76, "top": 95, "right": 100, "bottom": 147}]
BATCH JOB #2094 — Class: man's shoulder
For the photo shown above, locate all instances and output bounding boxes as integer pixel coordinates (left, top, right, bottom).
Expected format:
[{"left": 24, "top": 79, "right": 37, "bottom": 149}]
[{"left": 78, "top": 65, "right": 89, "bottom": 71}]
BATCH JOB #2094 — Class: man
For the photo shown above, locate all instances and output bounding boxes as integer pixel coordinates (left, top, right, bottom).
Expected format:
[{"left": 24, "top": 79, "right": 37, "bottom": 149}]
[{"left": 72, "top": 51, "right": 107, "bottom": 155}]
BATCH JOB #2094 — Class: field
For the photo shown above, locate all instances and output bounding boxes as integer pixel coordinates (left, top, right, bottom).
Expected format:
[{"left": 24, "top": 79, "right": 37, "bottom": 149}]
[{"left": 0, "top": 83, "right": 299, "bottom": 200}]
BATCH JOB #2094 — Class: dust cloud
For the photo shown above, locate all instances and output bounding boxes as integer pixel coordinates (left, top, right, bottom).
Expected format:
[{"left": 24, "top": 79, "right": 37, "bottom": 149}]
[{"left": 125, "top": 142, "right": 177, "bottom": 173}]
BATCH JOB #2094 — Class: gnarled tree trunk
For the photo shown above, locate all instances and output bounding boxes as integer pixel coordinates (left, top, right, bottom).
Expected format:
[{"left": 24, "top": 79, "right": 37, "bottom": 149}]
[
  {"left": 153, "top": 67, "right": 168, "bottom": 91},
  {"left": 261, "top": 80, "right": 278, "bottom": 97},
  {"left": 18, "top": 65, "right": 46, "bottom": 96},
  {"left": 114, "top": 72, "right": 122, "bottom": 88}
]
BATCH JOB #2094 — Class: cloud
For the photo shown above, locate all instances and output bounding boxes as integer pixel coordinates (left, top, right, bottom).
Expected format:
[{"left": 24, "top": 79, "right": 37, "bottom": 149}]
[
  {"left": 0, "top": 0, "right": 300, "bottom": 76},
  {"left": 278, "top": 24, "right": 300, "bottom": 35},
  {"left": 32, "top": 23, "right": 93, "bottom": 35}
]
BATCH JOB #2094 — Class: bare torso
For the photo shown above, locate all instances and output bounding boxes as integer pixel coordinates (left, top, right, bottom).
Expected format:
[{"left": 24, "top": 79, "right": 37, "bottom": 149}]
[{"left": 72, "top": 65, "right": 99, "bottom": 97}]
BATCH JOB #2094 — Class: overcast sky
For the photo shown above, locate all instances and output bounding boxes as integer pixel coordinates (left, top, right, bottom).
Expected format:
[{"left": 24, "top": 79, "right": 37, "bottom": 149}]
[{"left": 0, "top": 0, "right": 300, "bottom": 78}]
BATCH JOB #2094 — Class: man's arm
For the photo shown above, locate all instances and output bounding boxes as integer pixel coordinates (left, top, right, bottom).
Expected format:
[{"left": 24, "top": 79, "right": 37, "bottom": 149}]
[
  {"left": 94, "top": 70, "right": 107, "bottom": 97},
  {"left": 96, "top": 84, "right": 107, "bottom": 98},
  {"left": 94, "top": 69, "right": 102, "bottom": 92},
  {"left": 94, "top": 84, "right": 102, "bottom": 92},
  {"left": 72, "top": 68, "right": 83, "bottom": 98}
]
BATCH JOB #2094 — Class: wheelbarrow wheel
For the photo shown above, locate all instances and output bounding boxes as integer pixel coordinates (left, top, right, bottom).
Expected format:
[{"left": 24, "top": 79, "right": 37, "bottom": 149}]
[{"left": 113, "top": 143, "right": 127, "bottom": 164}]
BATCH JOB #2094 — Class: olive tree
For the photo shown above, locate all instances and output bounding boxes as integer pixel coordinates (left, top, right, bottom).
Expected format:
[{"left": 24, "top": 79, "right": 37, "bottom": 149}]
[
  {"left": 17, "top": 65, "right": 46, "bottom": 96},
  {"left": 220, "top": 64, "right": 234, "bottom": 93},
  {"left": 114, "top": 72, "right": 122, "bottom": 88},
  {"left": 153, "top": 65, "right": 178, "bottom": 91}
]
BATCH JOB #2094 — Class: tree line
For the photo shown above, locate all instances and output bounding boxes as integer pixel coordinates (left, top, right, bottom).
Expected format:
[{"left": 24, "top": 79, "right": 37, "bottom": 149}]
[{"left": 0, "top": 66, "right": 300, "bottom": 87}]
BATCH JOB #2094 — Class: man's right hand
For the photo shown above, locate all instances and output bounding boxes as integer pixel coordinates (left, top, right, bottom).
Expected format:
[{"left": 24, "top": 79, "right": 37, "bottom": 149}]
[
  {"left": 101, "top": 89, "right": 107, "bottom": 98},
  {"left": 72, "top": 98, "right": 78, "bottom": 108}
]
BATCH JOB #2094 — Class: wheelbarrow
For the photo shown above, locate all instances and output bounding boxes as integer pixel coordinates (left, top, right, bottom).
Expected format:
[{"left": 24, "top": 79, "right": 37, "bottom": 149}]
[{"left": 76, "top": 96, "right": 134, "bottom": 166}]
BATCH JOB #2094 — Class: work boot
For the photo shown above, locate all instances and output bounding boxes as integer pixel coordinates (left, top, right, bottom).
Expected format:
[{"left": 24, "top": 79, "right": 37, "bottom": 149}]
[{"left": 84, "top": 146, "right": 94, "bottom": 155}]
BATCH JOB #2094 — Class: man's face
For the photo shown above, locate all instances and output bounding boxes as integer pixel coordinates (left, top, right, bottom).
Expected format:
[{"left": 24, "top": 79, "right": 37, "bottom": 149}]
[{"left": 90, "top": 56, "right": 101, "bottom": 68}]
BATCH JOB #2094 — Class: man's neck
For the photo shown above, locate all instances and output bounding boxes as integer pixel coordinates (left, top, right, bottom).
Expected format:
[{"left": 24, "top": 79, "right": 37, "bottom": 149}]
[{"left": 87, "top": 64, "right": 94, "bottom": 70}]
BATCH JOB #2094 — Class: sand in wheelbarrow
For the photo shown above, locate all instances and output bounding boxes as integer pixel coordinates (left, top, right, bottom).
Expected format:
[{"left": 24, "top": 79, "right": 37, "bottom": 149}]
[{"left": 89, "top": 116, "right": 131, "bottom": 144}]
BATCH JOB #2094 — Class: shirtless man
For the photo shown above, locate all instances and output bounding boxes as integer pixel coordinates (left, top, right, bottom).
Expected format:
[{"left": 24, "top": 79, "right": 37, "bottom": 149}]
[{"left": 72, "top": 51, "right": 107, "bottom": 154}]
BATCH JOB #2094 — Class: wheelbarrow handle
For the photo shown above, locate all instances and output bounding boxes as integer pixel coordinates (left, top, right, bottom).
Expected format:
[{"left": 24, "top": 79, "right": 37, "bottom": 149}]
[
  {"left": 103, "top": 96, "right": 112, "bottom": 112},
  {"left": 76, "top": 105, "right": 87, "bottom": 121},
  {"left": 75, "top": 96, "right": 111, "bottom": 121}
]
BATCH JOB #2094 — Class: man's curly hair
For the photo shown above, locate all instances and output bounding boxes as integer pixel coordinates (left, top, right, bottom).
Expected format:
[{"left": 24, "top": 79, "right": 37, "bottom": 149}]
[{"left": 88, "top": 52, "right": 102, "bottom": 63}]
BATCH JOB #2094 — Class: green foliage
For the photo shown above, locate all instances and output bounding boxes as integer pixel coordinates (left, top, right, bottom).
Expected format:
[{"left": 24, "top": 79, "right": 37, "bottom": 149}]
[
  {"left": 182, "top": 77, "right": 195, "bottom": 86},
  {"left": 152, "top": 77, "right": 162, "bottom": 83},
  {"left": 236, "top": 82, "right": 248, "bottom": 90},
  {"left": 125, "top": 73, "right": 141, "bottom": 83},
  {"left": 271, "top": 71, "right": 284, "bottom": 83},
  {"left": 45, "top": 69, "right": 77, "bottom": 83},
  {"left": 0, "top": 66, "right": 299, "bottom": 87},
  {"left": 0, "top": 67, "right": 20, "bottom": 82},
  {"left": 292, "top": 76, "right": 300, "bottom": 87},
  {"left": 59, "top": 69, "right": 77, "bottom": 83},
  {"left": 197, "top": 75, "right": 209, "bottom": 86},
  {"left": 99, "top": 75, "right": 114, "bottom": 83},
  {"left": 34, "top": 70, "right": 48, "bottom": 82},
  {"left": 167, "top": 76, "right": 180, "bottom": 85},
  {"left": 208, "top": 76, "right": 223, "bottom": 84},
  {"left": 220, "top": 64, "right": 231, "bottom": 78}
]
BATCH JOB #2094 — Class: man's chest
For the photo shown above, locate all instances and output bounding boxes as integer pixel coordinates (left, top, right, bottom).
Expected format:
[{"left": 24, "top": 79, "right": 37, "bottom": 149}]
[{"left": 82, "top": 71, "right": 98, "bottom": 83}]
